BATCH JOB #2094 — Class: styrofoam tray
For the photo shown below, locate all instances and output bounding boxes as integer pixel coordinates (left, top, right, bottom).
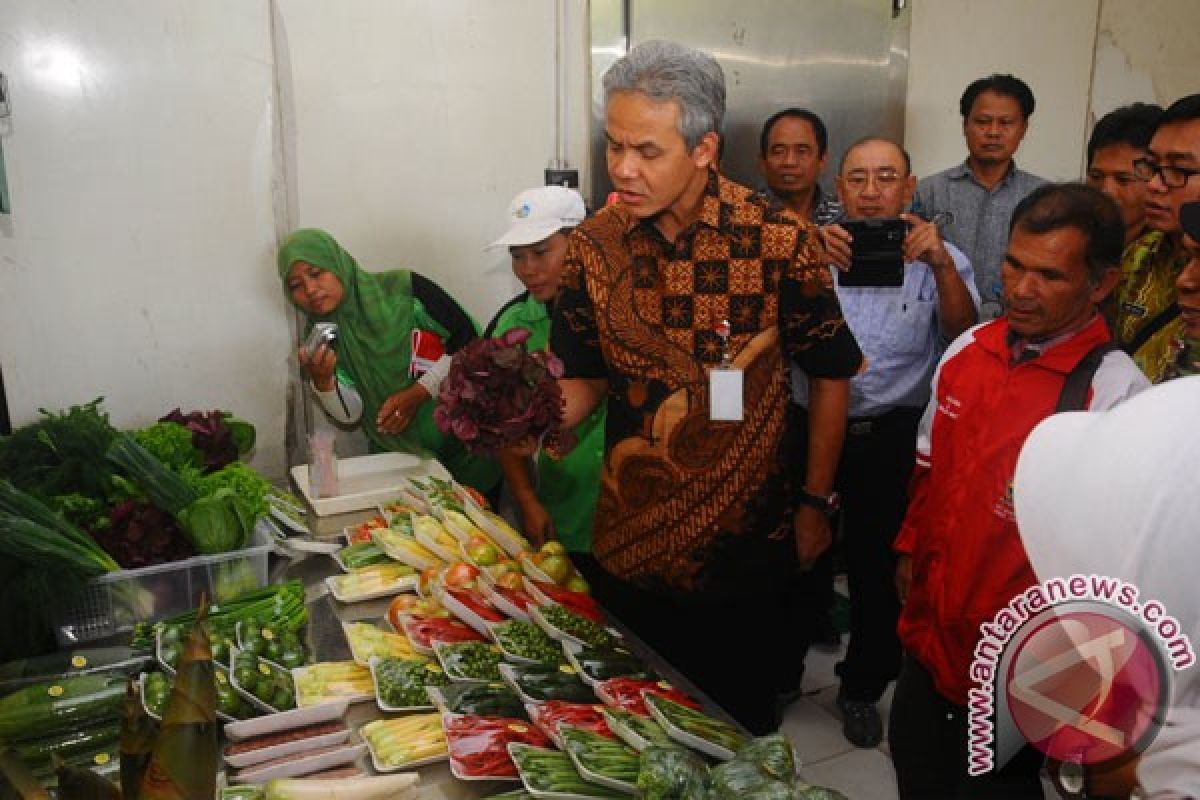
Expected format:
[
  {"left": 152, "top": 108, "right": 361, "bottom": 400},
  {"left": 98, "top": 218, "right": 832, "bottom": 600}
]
[
  {"left": 360, "top": 717, "right": 447, "bottom": 773},
  {"left": 559, "top": 727, "right": 638, "bottom": 794},
  {"left": 231, "top": 743, "right": 365, "bottom": 784},
  {"left": 224, "top": 699, "right": 349, "bottom": 741},
  {"left": 644, "top": 694, "right": 741, "bottom": 761},
  {"left": 290, "top": 453, "right": 450, "bottom": 517},
  {"left": 229, "top": 647, "right": 294, "bottom": 714},
  {"left": 223, "top": 723, "right": 351, "bottom": 769},
  {"left": 325, "top": 572, "right": 418, "bottom": 604},
  {"left": 433, "top": 640, "right": 505, "bottom": 683},
  {"left": 342, "top": 620, "right": 419, "bottom": 667},
  {"left": 508, "top": 743, "right": 626, "bottom": 799},
  {"left": 440, "top": 588, "right": 506, "bottom": 637},
  {"left": 269, "top": 505, "right": 309, "bottom": 535},
  {"left": 478, "top": 580, "right": 533, "bottom": 622},
  {"left": 291, "top": 662, "right": 376, "bottom": 708},
  {"left": 367, "top": 656, "right": 438, "bottom": 713},
  {"left": 528, "top": 605, "right": 618, "bottom": 651}
]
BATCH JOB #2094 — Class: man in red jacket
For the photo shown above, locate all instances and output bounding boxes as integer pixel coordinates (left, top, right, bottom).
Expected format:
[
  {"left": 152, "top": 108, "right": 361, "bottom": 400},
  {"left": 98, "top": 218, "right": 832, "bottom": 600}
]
[{"left": 887, "top": 183, "right": 1149, "bottom": 799}]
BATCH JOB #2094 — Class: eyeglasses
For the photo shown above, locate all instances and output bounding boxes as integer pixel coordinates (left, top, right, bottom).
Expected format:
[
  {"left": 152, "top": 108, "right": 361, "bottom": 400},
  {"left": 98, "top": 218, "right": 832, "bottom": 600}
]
[
  {"left": 1132, "top": 157, "right": 1200, "bottom": 189},
  {"left": 842, "top": 168, "right": 904, "bottom": 192}
]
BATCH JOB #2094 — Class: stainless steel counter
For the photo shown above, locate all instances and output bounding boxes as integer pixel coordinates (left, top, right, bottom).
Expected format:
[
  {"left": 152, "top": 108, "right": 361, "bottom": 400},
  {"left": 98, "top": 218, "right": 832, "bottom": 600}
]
[{"left": 277, "top": 546, "right": 740, "bottom": 799}]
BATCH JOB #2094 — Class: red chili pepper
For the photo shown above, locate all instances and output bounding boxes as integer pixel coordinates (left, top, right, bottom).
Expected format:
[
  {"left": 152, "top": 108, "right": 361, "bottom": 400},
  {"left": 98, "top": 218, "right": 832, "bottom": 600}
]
[
  {"left": 596, "top": 678, "right": 700, "bottom": 716},
  {"left": 401, "top": 615, "right": 485, "bottom": 648},
  {"left": 444, "top": 713, "right": 552, "bottom": 778},
  {"left": 493, "top": 586, "right": 534, "bottom": 611},
  {"left": 530, "top": 581, "right": 604, "bottom": 622},
  {"left": 446, "top": 588, "right": 507, "bottom": 623},
  {"left": 530, "top": 701, "right": 614, "bottom": 739}
]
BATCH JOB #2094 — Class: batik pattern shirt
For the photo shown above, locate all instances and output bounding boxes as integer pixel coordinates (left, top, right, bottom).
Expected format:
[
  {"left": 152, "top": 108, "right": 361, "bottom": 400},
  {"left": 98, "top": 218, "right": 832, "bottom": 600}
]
[
  {"left": 550, "top": 172, "right": 862, "bottom": 595},
  {"left": 1115, "top": 231, "right": 1188, "bottom": 384}
]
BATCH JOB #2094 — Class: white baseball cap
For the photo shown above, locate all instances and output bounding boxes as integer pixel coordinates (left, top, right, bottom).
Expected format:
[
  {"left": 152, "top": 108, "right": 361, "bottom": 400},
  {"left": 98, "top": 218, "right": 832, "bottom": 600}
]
[{"left": 487, "top": 186, "right": 586, "bottom": 249}]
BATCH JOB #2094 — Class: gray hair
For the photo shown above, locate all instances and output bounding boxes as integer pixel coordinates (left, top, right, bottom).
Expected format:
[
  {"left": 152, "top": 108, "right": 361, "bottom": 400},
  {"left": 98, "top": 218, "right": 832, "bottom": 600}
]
[{"left": 602, "top": 40, "right": 726, "bottom": 150}]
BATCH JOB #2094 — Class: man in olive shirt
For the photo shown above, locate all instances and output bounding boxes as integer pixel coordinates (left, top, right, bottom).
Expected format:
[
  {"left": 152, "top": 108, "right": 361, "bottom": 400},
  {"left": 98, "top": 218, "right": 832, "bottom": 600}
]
[
  {"left": 1116, "top": 94, "right": 1200, "bottom": 383},
  {"left": 916, "top": 74, "right": 1045, "bottom": 319}
]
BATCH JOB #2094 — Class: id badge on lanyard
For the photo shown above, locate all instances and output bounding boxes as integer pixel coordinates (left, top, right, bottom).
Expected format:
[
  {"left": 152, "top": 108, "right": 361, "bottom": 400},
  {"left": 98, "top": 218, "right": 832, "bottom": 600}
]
[{"left": 708, "top": 319, "right": 743, "bottom": 421}]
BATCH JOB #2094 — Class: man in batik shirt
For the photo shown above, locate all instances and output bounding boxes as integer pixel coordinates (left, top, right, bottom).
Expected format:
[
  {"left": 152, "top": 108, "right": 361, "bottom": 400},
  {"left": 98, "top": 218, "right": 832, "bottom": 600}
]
[
  {"left": 1119, "top": 94, "right": 1200, "bottom": 382},
  {"left": 550, "top": 40, "right": 862, "bottom": 734}
]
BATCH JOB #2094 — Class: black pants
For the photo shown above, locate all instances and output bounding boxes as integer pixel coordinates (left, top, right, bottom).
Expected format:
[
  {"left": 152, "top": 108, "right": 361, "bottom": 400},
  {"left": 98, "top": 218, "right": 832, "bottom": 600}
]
[
  {"left": 587, "top": 566, "right": 801, "bottom": 736},
  {"left": 889, "top": 654, "right": 1046, "bottom": 799},
  {"left": 834, "top": 406, "right": 920, "bottom": 702}
]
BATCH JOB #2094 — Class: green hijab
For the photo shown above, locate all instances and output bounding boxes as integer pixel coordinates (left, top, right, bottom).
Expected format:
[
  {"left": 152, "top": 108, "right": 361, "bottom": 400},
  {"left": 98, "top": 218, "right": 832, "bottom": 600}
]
[
  {"left": 277, "top": 228, "right": 432, "bottom": 458},
  {"left": 278, "top": 229, "right": 500, "bottom": 492}
]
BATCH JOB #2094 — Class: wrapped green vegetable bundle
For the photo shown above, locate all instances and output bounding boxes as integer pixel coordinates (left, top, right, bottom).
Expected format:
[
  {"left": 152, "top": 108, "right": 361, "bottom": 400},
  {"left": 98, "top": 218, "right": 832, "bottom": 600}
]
[{"left": 636, "top": 744, "right": 712, "bottom": 799}]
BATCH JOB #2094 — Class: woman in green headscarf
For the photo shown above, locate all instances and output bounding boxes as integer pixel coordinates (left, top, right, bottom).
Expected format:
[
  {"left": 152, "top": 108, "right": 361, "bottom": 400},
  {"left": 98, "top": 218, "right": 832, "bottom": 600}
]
[{"left": 278, "top": 228, "right": 499, "bottom": 493}]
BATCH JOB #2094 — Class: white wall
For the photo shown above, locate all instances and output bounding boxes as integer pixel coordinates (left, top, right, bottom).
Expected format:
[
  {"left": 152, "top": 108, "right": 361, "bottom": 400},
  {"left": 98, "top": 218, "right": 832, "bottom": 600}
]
[
  {"left": 275, "top": 0, "right": 591, "bottom": 327},
  {"left": 1089, "top": 0, "right": 1200, "bottom": 118},
  {"left": 904, "top": 0, "right": 1100, "bottom": 182},
  {"left": 0, "top": 0, "right": 291, "bottom": 478}
]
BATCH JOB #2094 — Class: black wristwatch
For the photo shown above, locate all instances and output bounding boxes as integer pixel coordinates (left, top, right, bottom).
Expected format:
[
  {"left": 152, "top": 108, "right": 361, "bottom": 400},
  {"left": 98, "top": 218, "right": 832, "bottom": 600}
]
[{"left": 796, "top": 487, "right": 840, "bottom": 517}]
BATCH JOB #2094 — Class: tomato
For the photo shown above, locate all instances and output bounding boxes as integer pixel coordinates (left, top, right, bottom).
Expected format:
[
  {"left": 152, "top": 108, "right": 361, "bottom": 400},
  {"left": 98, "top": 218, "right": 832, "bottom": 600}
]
[{"left": 444, "top": 562, "right": 481, "bottom": 588}]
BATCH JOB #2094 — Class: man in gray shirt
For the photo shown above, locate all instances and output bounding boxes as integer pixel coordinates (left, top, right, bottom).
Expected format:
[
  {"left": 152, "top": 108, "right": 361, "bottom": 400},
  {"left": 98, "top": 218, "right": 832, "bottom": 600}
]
[{"left": 915, "top": 74, "right": 1045, "bottom": 319}]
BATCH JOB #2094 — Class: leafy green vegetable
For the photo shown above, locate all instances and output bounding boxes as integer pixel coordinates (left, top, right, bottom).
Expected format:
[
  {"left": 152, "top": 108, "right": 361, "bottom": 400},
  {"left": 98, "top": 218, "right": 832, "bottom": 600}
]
[
  {"left": 177, "top": 488, "right": 254, "bottom": 554},
  {"left": 223, "top": 416, "right": 256, "bottom": 456},
  {"left": 134, "top": 422, "right": 204, "bottom": 473},
  {"left": 197, "top": 463, "right": 271, "bottom": 522},
  {"left": 0, "top": 399, "right": 118, "bottom": 503},
  {"left": 636, "top": 744, "right": 713, "bottom": 800},
  {"left": 106, "top": 434, "right": 198, "bottom": 516}
]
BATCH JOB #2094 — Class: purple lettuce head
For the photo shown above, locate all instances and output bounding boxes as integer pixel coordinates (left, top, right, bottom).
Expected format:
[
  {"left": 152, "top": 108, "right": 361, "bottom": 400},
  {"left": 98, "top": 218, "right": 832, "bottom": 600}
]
[{"left": 433, "top": 329, "right": 571, "bottom": 456}]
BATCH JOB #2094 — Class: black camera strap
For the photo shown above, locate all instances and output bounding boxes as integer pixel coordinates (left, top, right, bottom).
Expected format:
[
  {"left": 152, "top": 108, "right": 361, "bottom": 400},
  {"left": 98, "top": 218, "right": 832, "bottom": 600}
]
[
  {"left": 1121, "top": 302, "right": 1180, "bottom": 357},
  {"left": 1056, "top": 341, "right": 1118, "bottom": 413}
]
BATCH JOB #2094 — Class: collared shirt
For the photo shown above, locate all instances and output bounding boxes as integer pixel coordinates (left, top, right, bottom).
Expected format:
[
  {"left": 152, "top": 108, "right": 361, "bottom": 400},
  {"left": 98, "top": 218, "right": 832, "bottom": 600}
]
[
  {"left": 1115, "top": 230, "right": 1188, "bottom": 383},
  {"left": 550, "top": 171, "right": 863, "bottom": 595},
  {"left": 792, "top": 242, "right": 979, "bottom": 417},
  {"left": 915, "top": 160, "right": 1045, "bottom": 315}
]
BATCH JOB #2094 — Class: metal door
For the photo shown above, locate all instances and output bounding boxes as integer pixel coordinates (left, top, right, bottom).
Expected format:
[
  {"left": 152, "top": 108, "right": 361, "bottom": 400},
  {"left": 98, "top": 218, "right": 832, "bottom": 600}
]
[{"left": 590, "top": 0, "right": 910, "bottom": 207}]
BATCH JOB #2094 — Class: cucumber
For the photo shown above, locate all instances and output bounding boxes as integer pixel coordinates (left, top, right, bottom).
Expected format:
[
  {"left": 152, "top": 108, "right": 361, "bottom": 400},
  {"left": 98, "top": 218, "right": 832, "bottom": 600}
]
[
  {"left": 0, "top": 674, "right": 126, "bottom": 742},
  {"left": 12, "top": 721, "right": 121, "bottom": 764}
]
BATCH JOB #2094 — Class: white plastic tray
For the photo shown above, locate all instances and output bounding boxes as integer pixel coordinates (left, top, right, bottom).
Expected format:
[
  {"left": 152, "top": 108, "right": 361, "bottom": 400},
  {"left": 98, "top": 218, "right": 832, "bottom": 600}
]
[
  {"left": 644, "top": 693, "right": 741, "bottom": 761},
  {"left": 360, "top": 717, "right": 447, "bottom": 773},
  {"left": 290, "top": 453, "right": 450, "bottom": 517},
  {"left": 367, "top": 656, "right": 439, "bottom": 713},
  {"left": 478, "top": 580, "right": 533, "bottom": 622},
  {"left": 224, "top": 699, "right": 349, "bottom": 741},
  {"left": 223, "top": 723, "right": 351, "bottom": 769},
  {"left": 325, "top": 572, "right": 418, "bottom": 604},
  {"left": 230, "top": 743, "right": 365, "bottom": 784}
]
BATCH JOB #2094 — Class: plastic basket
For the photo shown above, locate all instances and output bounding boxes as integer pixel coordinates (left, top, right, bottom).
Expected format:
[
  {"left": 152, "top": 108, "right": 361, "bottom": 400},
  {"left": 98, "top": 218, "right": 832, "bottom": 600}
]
[{"left": 54, "top": 524, "right": 274, "bottom": 645}]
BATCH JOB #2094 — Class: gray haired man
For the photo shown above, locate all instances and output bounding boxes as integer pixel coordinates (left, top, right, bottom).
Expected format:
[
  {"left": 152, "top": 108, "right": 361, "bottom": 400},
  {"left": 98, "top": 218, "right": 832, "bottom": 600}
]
[{"left": 548, "top": 40, "right": 863, "bottom": 733}]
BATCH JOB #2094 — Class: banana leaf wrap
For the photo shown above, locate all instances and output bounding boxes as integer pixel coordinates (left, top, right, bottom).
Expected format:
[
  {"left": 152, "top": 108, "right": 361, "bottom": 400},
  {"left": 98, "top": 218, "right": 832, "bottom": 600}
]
[{"left": 138, "top": 607, "right": 217, "bottom": 800}]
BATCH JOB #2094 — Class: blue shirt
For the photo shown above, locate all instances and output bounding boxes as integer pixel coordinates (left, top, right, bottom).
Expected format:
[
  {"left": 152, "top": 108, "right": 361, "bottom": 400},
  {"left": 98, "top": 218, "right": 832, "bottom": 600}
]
[
  {"left": 791, "top": 241, "right": 979, "bottom": 417},
  {"left": 915, "top": 161, "right": 1044, "bottom": 317}
]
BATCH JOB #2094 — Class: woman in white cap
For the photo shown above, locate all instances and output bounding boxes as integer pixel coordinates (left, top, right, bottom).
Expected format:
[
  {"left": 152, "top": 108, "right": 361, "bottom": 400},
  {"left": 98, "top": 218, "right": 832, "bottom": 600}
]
[
  {"left": 1014, "top": 376, "right": 1200, "bottom": 799},
  {"left": 484, "top": 187, "right": 606, "bottom": 582}
]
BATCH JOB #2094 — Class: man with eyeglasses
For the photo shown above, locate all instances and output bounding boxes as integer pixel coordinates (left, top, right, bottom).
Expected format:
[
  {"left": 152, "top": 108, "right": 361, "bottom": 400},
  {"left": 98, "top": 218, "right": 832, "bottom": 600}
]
[
  {"left": 1114, "top": 93, "right": 1200, "bottom": 383},
  {"left": 809, "top": 137, "right": 978, "bottom": 748},
  {"left": 915, "top": 74, "right": 1046, "bottom": 320}
]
